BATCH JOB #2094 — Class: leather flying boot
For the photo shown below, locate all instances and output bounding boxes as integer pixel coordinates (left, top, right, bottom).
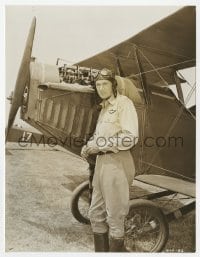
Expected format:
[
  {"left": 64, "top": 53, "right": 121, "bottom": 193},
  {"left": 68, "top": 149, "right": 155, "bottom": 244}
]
[
  {"left": 93, "top": 232, "right": 109, "bottom": 252},
  {"left": 109, "top": 237, "right": 128, "bottom": 252}
]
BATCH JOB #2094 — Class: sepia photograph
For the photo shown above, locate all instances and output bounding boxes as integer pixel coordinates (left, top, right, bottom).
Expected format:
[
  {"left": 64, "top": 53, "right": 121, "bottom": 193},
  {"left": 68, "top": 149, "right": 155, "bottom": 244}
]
[{"left": 4, "top": 2, "right": 197, "bottom": 254}]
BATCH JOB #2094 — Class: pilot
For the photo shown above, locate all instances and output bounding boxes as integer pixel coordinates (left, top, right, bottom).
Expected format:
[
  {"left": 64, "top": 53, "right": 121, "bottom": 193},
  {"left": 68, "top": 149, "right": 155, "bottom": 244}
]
[{"left": 81, "top": 68, "right": 138, "bottom": 252}]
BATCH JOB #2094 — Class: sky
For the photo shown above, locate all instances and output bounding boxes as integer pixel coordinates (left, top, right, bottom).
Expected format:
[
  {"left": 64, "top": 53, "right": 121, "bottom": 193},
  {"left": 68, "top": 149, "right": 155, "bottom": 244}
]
[{"left": 5, "top": 5, "right": 196, "bottom": 126}]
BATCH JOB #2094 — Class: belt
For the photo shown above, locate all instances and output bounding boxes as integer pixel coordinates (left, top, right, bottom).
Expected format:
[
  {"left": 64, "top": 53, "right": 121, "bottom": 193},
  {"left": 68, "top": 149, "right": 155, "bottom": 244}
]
[{"left": 98, "top": 151, "right": 114, "bottom": 155}]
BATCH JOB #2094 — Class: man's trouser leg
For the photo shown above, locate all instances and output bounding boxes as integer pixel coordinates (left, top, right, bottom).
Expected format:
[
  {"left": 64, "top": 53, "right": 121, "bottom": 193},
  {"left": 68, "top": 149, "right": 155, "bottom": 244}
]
[
  {"left": 101, "top": 156, "right": 130, "bottom": 251},
  {"left": 89, "top": 185, "right": 109, "bottom": 252},
  {"left": 88, "top": 160, "right": 109, "bottom": 252},
  {"left": 89, "top": 152, "right": 135, "bottom": 252}
]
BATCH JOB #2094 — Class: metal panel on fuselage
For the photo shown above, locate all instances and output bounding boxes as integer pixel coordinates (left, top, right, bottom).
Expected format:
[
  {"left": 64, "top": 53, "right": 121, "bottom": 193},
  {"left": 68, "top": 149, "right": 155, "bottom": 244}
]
[{"left": 23, "top": 85, "right": 99, "bottom": 155}]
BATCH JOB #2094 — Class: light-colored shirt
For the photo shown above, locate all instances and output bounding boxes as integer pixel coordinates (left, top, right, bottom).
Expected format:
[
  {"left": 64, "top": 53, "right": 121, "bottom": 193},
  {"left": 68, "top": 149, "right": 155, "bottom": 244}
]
[{"left": 87, "top": 93, "right": 138, "bottom": 152}]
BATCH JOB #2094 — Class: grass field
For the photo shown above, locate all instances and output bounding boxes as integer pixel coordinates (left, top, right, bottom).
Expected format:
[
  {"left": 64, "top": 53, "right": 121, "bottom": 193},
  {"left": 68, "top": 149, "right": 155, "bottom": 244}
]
[
  {"left": 164, "top": 211, "right": 195, "bottom": 252},
  {"left": 6, "top": 144, "right": 195, "bottom": 252}
]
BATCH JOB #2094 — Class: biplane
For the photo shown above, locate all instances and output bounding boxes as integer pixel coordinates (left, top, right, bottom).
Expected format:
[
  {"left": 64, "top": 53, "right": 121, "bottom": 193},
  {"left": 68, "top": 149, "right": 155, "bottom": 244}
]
[{"left": 6, "top": 6, "right": 196, "bottom": 252}]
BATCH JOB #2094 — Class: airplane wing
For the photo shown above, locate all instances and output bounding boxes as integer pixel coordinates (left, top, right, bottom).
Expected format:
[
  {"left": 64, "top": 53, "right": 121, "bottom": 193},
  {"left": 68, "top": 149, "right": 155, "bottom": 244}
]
[{"left": 77, "top": 6, "right": 196, "bottom": 86}]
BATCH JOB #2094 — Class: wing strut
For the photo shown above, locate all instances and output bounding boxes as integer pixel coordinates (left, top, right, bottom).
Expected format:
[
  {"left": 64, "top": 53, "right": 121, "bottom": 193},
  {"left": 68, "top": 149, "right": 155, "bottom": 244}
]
[
  {"left": 116, "top": 58, "right": 125, "bottom": 77},
  {"left": 174, "top": 71, "right": 185, "bottom": 105},
  {"left": 134, "top": 46, "right": 151, "bottom": 105}
]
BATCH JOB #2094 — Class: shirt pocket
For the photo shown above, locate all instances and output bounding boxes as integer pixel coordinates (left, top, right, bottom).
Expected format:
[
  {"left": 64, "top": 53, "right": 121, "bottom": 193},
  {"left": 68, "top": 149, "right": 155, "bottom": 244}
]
[{"left": 104, "top": 108, "right": 118, "bottom": 123}]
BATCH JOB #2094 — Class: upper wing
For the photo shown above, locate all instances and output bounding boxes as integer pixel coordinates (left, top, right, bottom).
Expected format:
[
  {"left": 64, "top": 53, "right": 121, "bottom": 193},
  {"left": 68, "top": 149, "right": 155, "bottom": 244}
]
[{"left": 77, "top": 6, "right": 196, "bottom": 86}]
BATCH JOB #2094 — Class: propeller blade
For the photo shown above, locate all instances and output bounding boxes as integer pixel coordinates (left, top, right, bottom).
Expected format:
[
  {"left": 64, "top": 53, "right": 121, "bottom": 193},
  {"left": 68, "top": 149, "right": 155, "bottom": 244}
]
[{"left": 6, "top": 17, "right": 36, "bottom": 140}]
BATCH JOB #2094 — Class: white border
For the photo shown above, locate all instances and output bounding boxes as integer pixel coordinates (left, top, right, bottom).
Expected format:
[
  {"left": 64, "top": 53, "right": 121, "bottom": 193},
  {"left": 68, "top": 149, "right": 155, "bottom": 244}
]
[
  {"left": 0, "top": 1, "right": 5, "bottom": 256},
  {"left": 1, "top": 1, "right": 199, "bottom": 257},
  {"left": 1, "top": 0, "right": 200, "bottom": 6}
]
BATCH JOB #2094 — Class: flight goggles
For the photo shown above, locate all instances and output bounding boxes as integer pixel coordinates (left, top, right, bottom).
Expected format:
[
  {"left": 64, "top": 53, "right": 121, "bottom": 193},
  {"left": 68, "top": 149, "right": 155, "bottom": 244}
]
[{"left": 93, "top": 68, "right": 115, "bottom": 82}]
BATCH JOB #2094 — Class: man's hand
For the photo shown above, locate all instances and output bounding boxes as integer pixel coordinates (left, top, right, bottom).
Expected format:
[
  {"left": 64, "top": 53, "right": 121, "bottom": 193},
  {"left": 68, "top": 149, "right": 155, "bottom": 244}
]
[
  {"left": 81, "top": 145, "right": 89, "bottom": 159},
  {"left": 86, "top": 145, "right": 100, "bottom": 155},
  {"left": 81, "top": 145, "right": 99, "bottom": 159}
]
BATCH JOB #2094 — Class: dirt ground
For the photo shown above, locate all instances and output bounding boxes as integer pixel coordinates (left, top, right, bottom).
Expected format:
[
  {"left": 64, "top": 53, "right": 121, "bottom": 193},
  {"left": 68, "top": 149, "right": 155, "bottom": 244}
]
[{"left": 5, "top": 143, "right": 195, "bottom": 252}]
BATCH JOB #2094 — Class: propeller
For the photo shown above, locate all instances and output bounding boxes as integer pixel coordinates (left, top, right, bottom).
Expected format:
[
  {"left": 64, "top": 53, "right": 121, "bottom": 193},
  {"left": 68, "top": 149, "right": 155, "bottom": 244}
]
[{"left": 6, "top": 17, "right": 36, "bottom": 141}]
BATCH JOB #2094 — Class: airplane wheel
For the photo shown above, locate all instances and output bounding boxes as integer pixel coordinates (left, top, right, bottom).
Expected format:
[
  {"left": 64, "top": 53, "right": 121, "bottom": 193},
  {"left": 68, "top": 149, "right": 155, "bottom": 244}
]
[
  {"left": 70, "top": 181, "right": 90, "bottom": 224},
  {"left": 125, "top": 199, "right": 169, "bottom": 252}
]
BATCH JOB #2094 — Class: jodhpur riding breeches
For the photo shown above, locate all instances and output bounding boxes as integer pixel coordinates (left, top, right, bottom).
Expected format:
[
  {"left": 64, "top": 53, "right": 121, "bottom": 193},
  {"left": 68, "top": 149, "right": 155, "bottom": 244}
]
[{"left": 88, "top": 150, "right": 135, "bottom": 238}]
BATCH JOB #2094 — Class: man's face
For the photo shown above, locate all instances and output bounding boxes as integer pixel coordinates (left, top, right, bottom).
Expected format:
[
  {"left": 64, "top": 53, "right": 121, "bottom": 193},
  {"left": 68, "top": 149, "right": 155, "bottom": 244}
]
[{"left": 96, "top": 80, "right": 113, "bottom": 99}]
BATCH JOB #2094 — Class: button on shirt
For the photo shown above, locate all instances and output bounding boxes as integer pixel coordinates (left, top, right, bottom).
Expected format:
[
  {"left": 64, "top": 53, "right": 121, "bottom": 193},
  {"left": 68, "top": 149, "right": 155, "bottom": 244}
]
[{"left": 87, "top": 93, "right": 139, "bottom": 152}]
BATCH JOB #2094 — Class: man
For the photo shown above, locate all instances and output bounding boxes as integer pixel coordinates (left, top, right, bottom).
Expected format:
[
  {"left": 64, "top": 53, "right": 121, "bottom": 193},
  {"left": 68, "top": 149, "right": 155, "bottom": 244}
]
[{"left": 81, "top": 68, "right": 138, "bottom": 252}]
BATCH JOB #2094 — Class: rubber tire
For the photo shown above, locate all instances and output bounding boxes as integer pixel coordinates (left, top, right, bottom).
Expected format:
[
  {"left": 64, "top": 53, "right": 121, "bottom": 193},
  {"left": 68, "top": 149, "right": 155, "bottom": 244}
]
[
  {"left": 126, "top": 199, "right": 169, "bottom": 252},
  {"left": 70, "top": 180, "right": 90, "bottom": 224}
]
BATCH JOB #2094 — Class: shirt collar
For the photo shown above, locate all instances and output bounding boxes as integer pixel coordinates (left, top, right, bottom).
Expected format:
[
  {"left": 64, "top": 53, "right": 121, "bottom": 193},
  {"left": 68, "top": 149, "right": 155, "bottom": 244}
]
[{"left": 100, "top": 93, "right": 118, "bottom": 108}]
